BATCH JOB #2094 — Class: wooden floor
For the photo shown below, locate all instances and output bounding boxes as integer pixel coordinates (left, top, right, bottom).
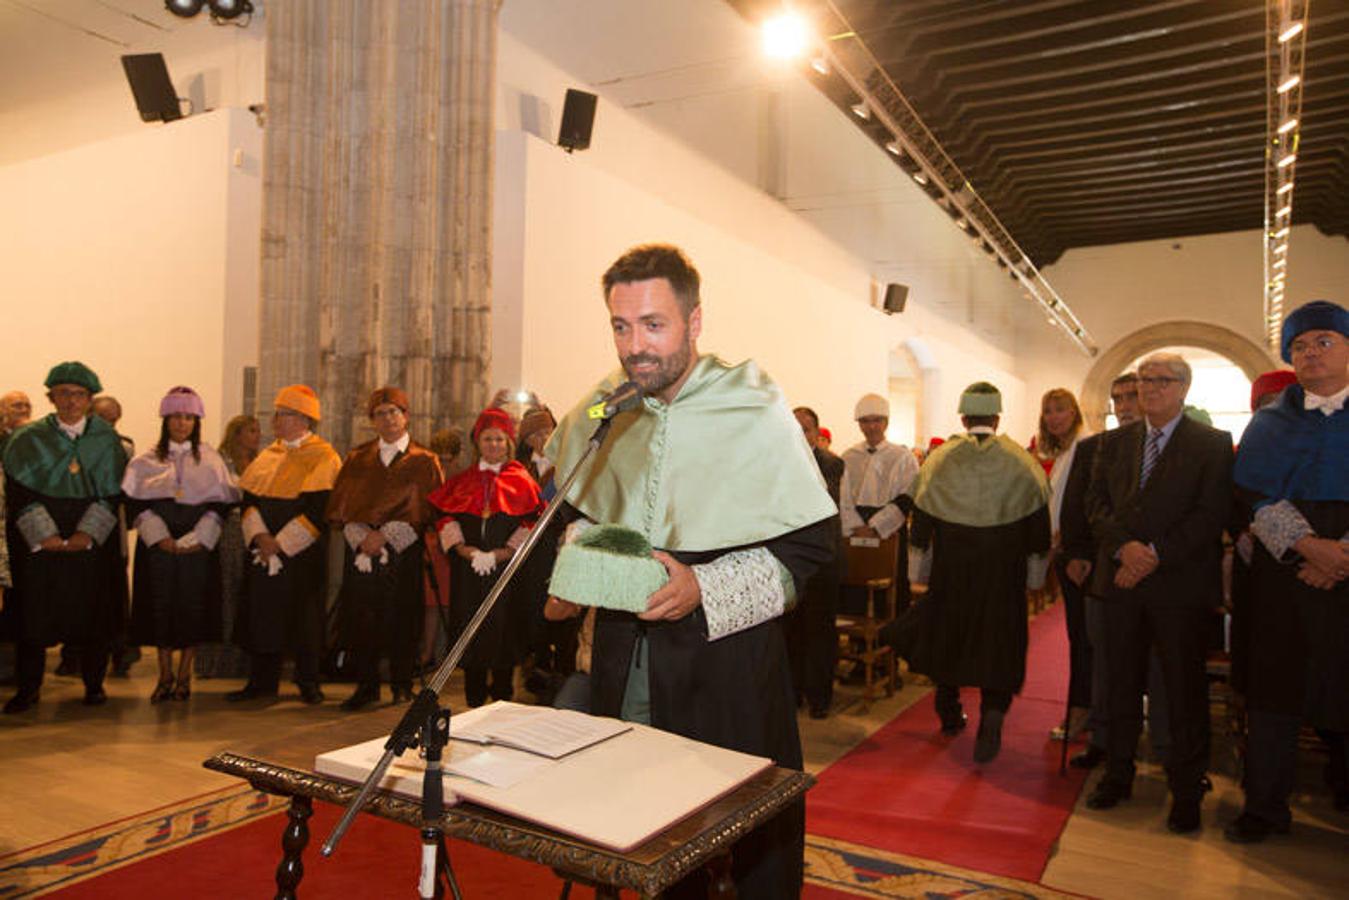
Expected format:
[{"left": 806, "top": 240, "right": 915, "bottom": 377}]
[{"left": 1, "top": 657, "right": 1344, "bottom": 899}]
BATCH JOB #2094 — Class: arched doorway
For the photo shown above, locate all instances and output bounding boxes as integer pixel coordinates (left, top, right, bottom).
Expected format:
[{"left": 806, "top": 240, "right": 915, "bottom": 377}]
[
  {"left": 887, "top": 337, "right": 937, "bottom": 448},
  {"left": 1081, "top": 321, "right": 1278, "bottom": 431}
]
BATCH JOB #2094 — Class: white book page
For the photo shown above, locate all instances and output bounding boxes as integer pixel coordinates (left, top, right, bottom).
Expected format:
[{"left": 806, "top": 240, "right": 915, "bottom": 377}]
[{"left": 451, "top": 703, "right": 630, "bottom": 759}]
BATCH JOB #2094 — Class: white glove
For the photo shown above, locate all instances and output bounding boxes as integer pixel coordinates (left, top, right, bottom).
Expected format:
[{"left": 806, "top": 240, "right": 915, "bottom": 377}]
[
  {"left": 251, "top": 548, "right": 284, "bottom": 577},
  {"left": 1236, "top": 531, "right": 1254, "bottom": 566},
  {"left": 175, "top": 532, "right": 201, "bottom": 551},
  {"left": 470, "top": 550, "right": 497, "bottom": 576},
  {"left": 354, "top": 552, "right": 373, "bottom": 573}
]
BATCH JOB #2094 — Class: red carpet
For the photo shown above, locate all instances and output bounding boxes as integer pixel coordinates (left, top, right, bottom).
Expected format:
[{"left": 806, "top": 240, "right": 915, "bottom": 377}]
[
  {"left": 43, "top": 799, "right": 614, "bottom": 899},
  {"left": 807, "top": 601, "right": 1090, "bottom": 883}
]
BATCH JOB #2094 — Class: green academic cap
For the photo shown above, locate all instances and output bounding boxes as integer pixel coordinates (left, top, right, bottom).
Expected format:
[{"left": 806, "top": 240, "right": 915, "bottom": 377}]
[
  {"left": 958, "top": 381, "right": 1002, "bottom": 416},
  {"left": 549, "top": 524, "right": 670, "bottom": 613},
  {"left": 44, "top": 361, "right": 102, "bottom": 394}
]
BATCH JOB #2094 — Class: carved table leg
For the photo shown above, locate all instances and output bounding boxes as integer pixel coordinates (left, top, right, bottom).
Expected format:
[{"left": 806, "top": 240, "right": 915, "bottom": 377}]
[
  {"left": 274, "top": 794, "right": 313, "bottom": 900},
  {"left": 706, "top": 853, "right": 736, "bottom": 899}
]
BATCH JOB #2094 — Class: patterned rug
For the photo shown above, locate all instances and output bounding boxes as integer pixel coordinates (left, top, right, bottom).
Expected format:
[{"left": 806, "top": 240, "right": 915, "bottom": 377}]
[{"left": 1, "top": 786, "right": 1078, "bottom": 899}]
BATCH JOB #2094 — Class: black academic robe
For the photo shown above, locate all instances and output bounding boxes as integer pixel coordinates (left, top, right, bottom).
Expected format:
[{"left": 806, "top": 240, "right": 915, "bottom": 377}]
[
  {"left": 905, "top": 505, "right": 1052, "bottom": 691},
  {"left": 3, "top": 478, "right": 124, "bottom": 646},
  {"left": 447, "top": 511, "right": 530, "bottom": 670},
  {"left": 233, "top": 490, "right": 330, "bottom": 657},
  {"left": 127, "top": 498, "right": 228, "bottom": 648},
  {"left": 1242, "top": 498, "right": 1349, "bottom": 730}
]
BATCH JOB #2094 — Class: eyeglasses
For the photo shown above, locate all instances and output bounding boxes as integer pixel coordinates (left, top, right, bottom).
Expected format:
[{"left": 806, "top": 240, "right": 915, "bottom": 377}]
[
  {"left": 1109, "top": 391, "right": 1138, "bottom": 404},
  {"left": 1139, "top": 376, "right": 1182, "bottom": 388},
  {"left": 1289, "top": 335, "right": 1343, "bottom": 356}
]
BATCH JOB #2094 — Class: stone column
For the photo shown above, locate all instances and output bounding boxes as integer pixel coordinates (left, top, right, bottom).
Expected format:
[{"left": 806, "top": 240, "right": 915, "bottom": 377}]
[{"left": 258, "top": 0, "right": 497, "bottom": 452}]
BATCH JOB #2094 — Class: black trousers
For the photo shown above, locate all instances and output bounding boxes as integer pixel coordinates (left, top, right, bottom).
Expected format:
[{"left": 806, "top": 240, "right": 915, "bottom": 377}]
[
  {"left": 464, "top": 666, "right": 513, "bottom": 707},
  {"left": 1243, "top": 710, "right": 1349, "bottom": 828},
  {"left": 247, "top": 649, "right": 320, "bottom": 692},
  {"left": 1057, "top": 560, "right": 1092, "bottom": 709},
  {"left": 786, "top": 571, "right": 838, "bottom": 711},
  {"left": 17, "top": 641, "right": 108, "bottom": 696},
  {"left": 935, "top": 684, "right": 1012, "bottom": 716},
  {"left": 1101, "top": 595, "right": 1210, "bottom": 797}
]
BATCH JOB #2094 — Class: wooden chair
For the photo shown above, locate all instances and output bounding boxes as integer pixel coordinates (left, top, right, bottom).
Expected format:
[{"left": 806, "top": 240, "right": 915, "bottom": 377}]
[{"left": 835, "top": 533, "right": 900, "bottom": 710}]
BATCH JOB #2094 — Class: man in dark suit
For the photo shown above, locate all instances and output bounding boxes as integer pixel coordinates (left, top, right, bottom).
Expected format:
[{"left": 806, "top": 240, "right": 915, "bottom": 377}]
[{"left": 1084, "top": 352, "right": 1233, "bottom": 833}]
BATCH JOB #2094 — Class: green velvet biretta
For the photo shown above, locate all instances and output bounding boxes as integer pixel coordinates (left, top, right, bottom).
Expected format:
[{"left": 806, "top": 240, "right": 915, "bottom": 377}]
[
  {"left": 957, "top": 381, "right": 1002, "bottom": 416},
  {"left": 549, "top": 524, "right": 670, "bottom": 613},
  {"left": 44, "top": 361, "right": 102, "bottom": 394}
]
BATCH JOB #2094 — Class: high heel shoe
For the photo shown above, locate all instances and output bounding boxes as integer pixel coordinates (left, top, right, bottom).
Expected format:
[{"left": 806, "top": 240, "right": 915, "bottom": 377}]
[
  {"left": 151, "top": 679, "right": 174, "bottom": 704},
  {"left": 172, "top": 677, "right": 191, "bottom": 701}
]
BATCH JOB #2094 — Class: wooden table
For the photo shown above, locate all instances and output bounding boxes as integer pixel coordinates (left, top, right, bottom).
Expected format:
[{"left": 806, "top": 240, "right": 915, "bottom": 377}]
[{"left": 203, "top": 707, "right": 812, "bottom": 898}]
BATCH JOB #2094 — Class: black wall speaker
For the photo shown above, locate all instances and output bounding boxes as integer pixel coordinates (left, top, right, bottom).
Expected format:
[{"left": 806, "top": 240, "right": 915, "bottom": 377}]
[
  {"left": 558, "top": 89, "right": 598, "bottom": 152},
  {"left": 883, "top": 283, "right": 909, "bottom": 314},
  {"left": 121, "top": 53, "right": 183, "bottom": 123}
]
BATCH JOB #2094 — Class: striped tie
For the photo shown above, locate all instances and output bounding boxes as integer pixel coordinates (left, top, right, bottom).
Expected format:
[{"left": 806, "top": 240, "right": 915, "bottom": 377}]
[{"left": 1139, "top": 428, "right": 1163, "bottom": 487}]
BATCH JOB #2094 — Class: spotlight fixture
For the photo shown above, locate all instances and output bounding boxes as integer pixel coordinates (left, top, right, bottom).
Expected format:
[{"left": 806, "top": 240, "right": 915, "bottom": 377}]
[
  {"left": 166, "top": 0, "right": 253, "bottom": 23},
  {"left": 1277, "top": 74, "right": 1300, "bottom": 93},
  {"left": 1278, "top": 117, "right": 1299, "bottom": 134},
  {"left": 1279, "top": 21, "right": 1304, "bottom": 42},
  {"left": 761, "top": 10, "right": 811, "bottom": 60},
  {"left": 165, "top": 0, "right": 204, "bottom": 15},
  {"left": 1277, "top": 181, "right": 1294, "bottom": 195},
  {"left": 1276, "top": 152, "right": 1297, "bottom": 167},
  {"left": 850, "top": 101, "right": 869, "bottom": 120},
  {"left": 912, "top": 171, "right": 929, "bottom": 186},
  {"left": 810, "top": 55, "right": 829, "bottom": 76},
  {"left": 884, "top": 140, "right": 901, "bottom": 156},
  {"left": 1276, "top": 204, "right": 1292, "bottom": 218}
]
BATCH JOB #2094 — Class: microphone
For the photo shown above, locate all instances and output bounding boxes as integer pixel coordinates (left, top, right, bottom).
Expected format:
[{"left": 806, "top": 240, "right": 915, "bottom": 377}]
[{"left": 586, "top": 381, "right": 644, "bottom": 420}]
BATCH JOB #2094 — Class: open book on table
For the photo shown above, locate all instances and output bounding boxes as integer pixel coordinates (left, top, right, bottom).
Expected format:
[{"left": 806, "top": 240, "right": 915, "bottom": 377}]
[{"left": 450, "top": 701, "right": 630, "bottom": 759}]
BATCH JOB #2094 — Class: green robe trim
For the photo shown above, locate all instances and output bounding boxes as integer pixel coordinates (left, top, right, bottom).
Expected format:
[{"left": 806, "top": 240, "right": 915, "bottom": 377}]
[
  {"left": 912, "top": 433, "right": 1048, "bottom": 528},
  {"left": 1, "top": 414, "right": 127, "bottom": 499},
  {"left": 545, "top": 354, "right": 837, "bottom": 552}
]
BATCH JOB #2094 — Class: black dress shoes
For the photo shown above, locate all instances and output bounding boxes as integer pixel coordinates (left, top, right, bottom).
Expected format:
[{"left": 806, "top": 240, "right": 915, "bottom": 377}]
[
  {"left": 808, "top": 703, "right": 830, "bottom": 720},
  {"left": 973, "top": 710, "right": 1005, "bottom": 764},
  {"left": 1086, "top": 779, "right": 1132, "bottom": 810},
  {"left": 1223, "top": 812, "right": 1289, "bottom": 843},
  {"left": 939, "top": 711, "right": 968, "bottom": 736},
  {"left": 340, "top": 685, "right": 380, "bottom": 711},
  {"left": 1071, "top": 745, "right": 1107, "bottom": 770},
  {"left": 82, "top": 688, "right": 108, "bottom": 706},
  {"left": 3, "top": 691, "right": 39, "bottom": 714},
  {"left": 1167, "top": 797, "right": 1202, "bottom": 834},
  {"left": 298, "top": 683, "right": 325, "bottom": 705},
  {"left": 225, "top": 684, "right": 278, "bottom": 702},
  {"left": 391, "top": 684, "right": 414, "bottom": 704}
]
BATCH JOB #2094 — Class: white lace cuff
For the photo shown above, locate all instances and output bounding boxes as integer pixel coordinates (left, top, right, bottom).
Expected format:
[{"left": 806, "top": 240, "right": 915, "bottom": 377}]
[
  {"left": 1027, "top": 552, "right": 1050, "bottom": 591},
  {"left": 439, "top": 519, "right": 464, "bottom": 552},
  {"left": 192, "top": 512, "right": 223, "bottom": 550},
  {"left": 17, "top": 504, "right": 59, "bottom": 550},
  {"left": 275, "top": 515, "right": 319, "bottom": 558},
  {"left": 342, "top": 522, "right": 372, "bottom": 551},
  {"left": 241, "top": 507, "right": 268, "bottom": 547},
  {"left": 693, "top": 547, "right": 791, "bottom": 642},
  {"left": 908, "top": 545, "right": 932, "bottom": 585},
  {"left": 380, "top": 520, "right": 419, "bottom": 554},
  {"left": 1252, "top": 500, "right": 1314, "bottom": 562},
  {"left": 506, "top": 526, "right": 530, "bottom": 551},
  {"left": 867, "top": 503, "right": 904, "bottom": 541},
  {"left": 135, "top": 510, "right": 171, "bottom": 547},
  {"left": 76, "top": 502, "right": 118, "bottom": 545}
]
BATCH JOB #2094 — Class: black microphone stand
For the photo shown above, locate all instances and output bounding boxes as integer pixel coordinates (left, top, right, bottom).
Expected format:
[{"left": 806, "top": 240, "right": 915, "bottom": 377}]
[{"left": 320, "top": 410, "right": 628, "bottom": 878}]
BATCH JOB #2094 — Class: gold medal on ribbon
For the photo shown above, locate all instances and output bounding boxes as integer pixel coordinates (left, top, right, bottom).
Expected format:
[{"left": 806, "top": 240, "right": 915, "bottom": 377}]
[{"left": 68, "top": 460, "right": 81, "bottom": 474}]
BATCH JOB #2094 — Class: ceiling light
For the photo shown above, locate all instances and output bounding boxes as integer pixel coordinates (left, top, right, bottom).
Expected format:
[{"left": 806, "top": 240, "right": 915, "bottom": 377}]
[
  {"left": 761, "top": 11, "right": 811, "bottom": 59},
  {"left": 851, "top": 101, "right": 870, "bottom": 120},
  {"left": 912, "top": 171, "right": 929, "bottom": 185},
  {"left": 1273, "top": 226, "right": 1290, "bottom": 238},
  {"left": 1272, "top": 257, "right": 1287, "bottom": 268},
  {"left": 884, "top": 140, "right": 901, "bottom": 155},
  {"left": 1278, "top": 21, "right": 1304, "bottom": 43},
  {"left": 1277, "top": 181, "right": 1294, "bottom": 195},
  {"left": 1277, "top": 75, "right": 1301, "bottom": 94},
  {"left": 1277, "top": 153, "right": 1297, "bottom": 168},
  {"left": 1273, "top": 243, "right": 1288, "bottom": 255},
  {"left": 1276, "top": 204, "right": 1292, "bottom": 218},
  {"left": 165, "top": 0, "right": 204, "bottom": 15},
  {"left": 207, "top": 0, "right": 252, "bottom": 18},
  {"left": 1278, "top": 118, "right": 1299, "bottom": 135},
  {"left": 954, "top": 217, "right": 968, "bottom": 230},
  {"left": 1271, "top": 271, "right": 1286, "bottom": 283},
  {"left": 810, "top": 55, "right": 829, "bottom": 75}
]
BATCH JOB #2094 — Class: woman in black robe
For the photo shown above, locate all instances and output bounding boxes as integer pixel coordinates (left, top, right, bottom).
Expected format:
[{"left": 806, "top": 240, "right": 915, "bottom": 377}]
[{"left": 428, "top": 407, "right": 542, "bottom": 707}]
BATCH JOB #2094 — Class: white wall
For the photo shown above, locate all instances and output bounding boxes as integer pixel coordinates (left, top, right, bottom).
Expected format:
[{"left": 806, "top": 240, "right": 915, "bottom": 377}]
[
  {"left": 0, "top": 109, "right": 262, "bottom": 454},
  {"left": 492, "top": 29, "right": 1029, "bottom": 446},
  {"left": 1015, "top": 226, "right": 1349, "bottom": 423}
]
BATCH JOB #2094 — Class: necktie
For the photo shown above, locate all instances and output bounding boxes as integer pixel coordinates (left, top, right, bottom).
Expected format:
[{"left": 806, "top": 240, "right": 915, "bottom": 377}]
[
  {"left": 1139, "top": 428, "right": 1162, "bottom": 487},
  {"left": 1304, "top": 392, "right": 1344, "bottom": 415}
]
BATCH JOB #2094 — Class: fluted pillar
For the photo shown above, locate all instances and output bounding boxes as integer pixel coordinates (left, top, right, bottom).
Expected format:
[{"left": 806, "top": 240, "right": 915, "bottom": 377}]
[{"left": 258, "top": 0, "right": 497, "bottom": 451}]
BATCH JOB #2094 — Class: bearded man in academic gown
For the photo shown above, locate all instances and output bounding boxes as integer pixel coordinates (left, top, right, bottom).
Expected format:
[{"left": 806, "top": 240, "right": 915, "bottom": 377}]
[
  {"left": 1225, "top": 301, "right": 1349, "bottom": 842},
  {"left": 227, "top": 385, "right": 341, "bottom": 705},
  {"left": 3, "top": 362, "right": 129, "bottom": 713},
  {"left": 900, "top": 382, "right": 1051, "bottom": 764},
  {"left": 327, "top": 387, "right": 444, "bottom": 710},
  {"left": 544, "top": 244, "right": 837, "bottom": 899}
]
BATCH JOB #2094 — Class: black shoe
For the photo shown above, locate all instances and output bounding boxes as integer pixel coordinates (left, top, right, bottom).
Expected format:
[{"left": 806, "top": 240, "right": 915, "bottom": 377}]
[
  {"left": 298, "top": 683, "right": 325, "bottom": 705},
  {"left": 939, "top": 710, "right": 967, "bottom": 736},
  {"left": 340, "top": 685, "right": 380, "bottom": 711},
  {"left": 1086, "top": 779, "right": 1132, "bottom": 810},
  {"left": 1223, "top": 812, "right": 1289, "bottom": 844},
  {"left": 225, "top": 684, "right": 277, "bottom": 702},
  {"left": 808, "top": 703, "right": 830, "bottom": 720},
  {"left": 973, "top": 710, "right": 1004, "bottom": 764},
  {"left": 1167, "top": 797, "right": 1202, "bottom": 834},
  {"left": 3, "top": 691, "right": 39, "bottom": 714},
  {"left": 54, "top": 659, "right": 80, "bottom": 677},
  {"left": 1071, "top": 745, "right": 1107, "bottom": 770},
  {"left": 82, "top": 688, "right": 108, "bottom": 706}
]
